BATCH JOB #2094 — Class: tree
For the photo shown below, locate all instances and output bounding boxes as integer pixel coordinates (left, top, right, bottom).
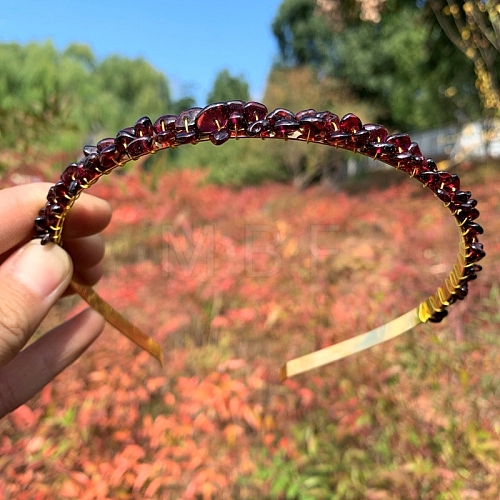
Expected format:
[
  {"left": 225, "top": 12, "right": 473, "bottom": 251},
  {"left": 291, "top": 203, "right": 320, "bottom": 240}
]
[
  {"left": 0, "top": 41, "right": 91, "bottom": 154},
  {"left": 63, "top": 43, "right": 96, "bottom": 72},
  {"left": 271, "top": 0, "right": 481, "bottom": 129},
  {"left": 95, "top": 55, "right": 171, "bottom": 132},
  {"left": 206, "top": 69, "right": 250, "bottom": 103},
  {"left": 334, "top": 2, "right": 481, "bottom": 128},
  {"left": 272, "top": 0, "right": 335, "bottom": 70},
  {"left": 426, "top": 0, "right": 500, "bottom": 115},
  {"left": 0, "top": 42, "right": 173, "bottom": 162}
]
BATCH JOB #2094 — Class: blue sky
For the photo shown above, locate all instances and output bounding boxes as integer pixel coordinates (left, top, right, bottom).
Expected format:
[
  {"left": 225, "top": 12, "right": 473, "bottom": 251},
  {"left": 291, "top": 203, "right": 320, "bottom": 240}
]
[{"left": 0, "top": 1, "right": 283, "bottom": 105}]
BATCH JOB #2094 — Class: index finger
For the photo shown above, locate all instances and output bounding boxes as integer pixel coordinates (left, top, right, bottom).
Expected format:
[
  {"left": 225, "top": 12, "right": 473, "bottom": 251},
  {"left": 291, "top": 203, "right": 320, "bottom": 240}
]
[{"left": 0, "top": 182, "right": 112, "bottom": 255}]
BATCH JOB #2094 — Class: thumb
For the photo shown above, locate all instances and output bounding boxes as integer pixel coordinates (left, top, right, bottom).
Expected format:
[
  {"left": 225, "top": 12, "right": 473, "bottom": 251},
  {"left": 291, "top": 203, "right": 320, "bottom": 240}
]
[{"left": 0, "top": 239, "right": 73, "bottom": 365}]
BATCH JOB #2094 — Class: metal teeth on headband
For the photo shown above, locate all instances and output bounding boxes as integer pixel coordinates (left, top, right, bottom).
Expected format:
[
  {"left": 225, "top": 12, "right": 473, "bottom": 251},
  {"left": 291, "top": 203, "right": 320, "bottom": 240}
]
[{"left": 34, "top": 101, "right": 485, "bottom": 325}]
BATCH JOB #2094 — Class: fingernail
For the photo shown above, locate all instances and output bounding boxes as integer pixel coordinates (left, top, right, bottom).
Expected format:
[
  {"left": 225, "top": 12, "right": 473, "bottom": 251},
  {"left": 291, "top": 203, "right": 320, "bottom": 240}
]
[{"left": 10, "top": 240, "right": 72, "bottom": 298}]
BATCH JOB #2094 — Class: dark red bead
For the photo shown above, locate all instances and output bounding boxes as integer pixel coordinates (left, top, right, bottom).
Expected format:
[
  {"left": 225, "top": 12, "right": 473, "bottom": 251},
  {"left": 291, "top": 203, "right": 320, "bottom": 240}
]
[
  {"left": 418, "top": 171, "right": 440, "bottom": 187},
  {"left": 447, "top": 295, "right": 458, "bottom": 305},
  {"left": 453, "top": 190, "right": 472, "bottom": 203},
  {"left": 428, "top": 309, "right": 448, "bottom": 323},
  {"left": 243, "top": 102, "right": 268, "bottom": 124},
  {"left": 134, "top": 116, "right": 153, "bottom": 137},
  {"left": 349, "top": 129, "right": 370, "bottom": 149},
  {"left": 409, "top": 156, "right": 428, "bottom": 172},
  {"left": 175, "top": 130, "right": 198, "bottom": 144},
  {"left": 339, "top": 113, "right": 362, "bottom": 133},
  {"left": 461, "top": 269, "right": 478, "bottom": 282},
  {"left": 196, "top": 103, "right": 230, "bottom": 134},
  {"left": 463, "top": 221, "right": 483, "bottom": 236},
  {"left": 246, "top": 119, "right": 271, "bottom": 137},
  {"left": 127, "top": 137, "right": 153, "bottom": 159},
  {"left": 45, "top": 203, "right": 64, "bottom": 225},
  {"left": 459, "top": 266, "right": 481, "bottom": 283},
  {"left": 455, "top": 284, "right": 468, "bottom": 299},
  {"left": 466, "top": 207, "right": 480, "bottom": 221},
  {"left": 67, "top": 180, "right": 80, "bottom": 197},
  {"left": 61, "top": 163, "right": 80, "bottom": 184},
  {"left": 314, "top": 111, "right": 338, "bottom": 125},
  {"left": 266, "top": 108, "right": 295, "bottom": 124},
  {"left": 315, "top": 111, "right": 339, "bottom": 131},
  {"left": 122, "top": 126, "right": 136, "bottom": 137},
  {"left": 363, "top": 124, "right": 388, "bottom": 143},
  {"left": 97, "top": 137, "right": 115, "bottom": 152},
  {"left": 362, "top": 142, "right": 395, "bottom": 158},
  {"left": 82, "top": 167, "right": 101, "bottom": 183},
  {"left": 298, "top": 116, "right": 326, "bottom": 140},
  {"left": 154, "top": 114, "right": 177, "bottom": 134},
  {"left": 228, "top": 112, "right": 246, "bottom": 134},
  {"left": 175, "top": 108, "right": 202, "bottom": 132},
  {"left": 70, "top": 161, "right": 87, "bottom": 184},
  {"left": 34, "top": 216, "right": 48, "bottom": 234},
  {"left": 387, "top": 134, "right": 412, "bottom": 153},
  {"left": 324, "top": 131, "right": 351, "bottom": 147},
  {"left": 274, "top": 118, "right": 300, "bottom": 135},
  {"left": 47, "top": 182, "right": 70, "bottom": 205},
  {"left": 426, "top": 159, "right": 438, "bottom": 171},
  {"left": 99, "top": 144, "right": 119, "bottom": 169},
  {"left": 40, "top": 233, "right": 52, "bottom": 245},
  {"left": 455, "top": 199, "right": 478, "bottom": 213},
  {"left": 115, "top": 128, "right": 136, "bottom": 153},
  {"left": 295, "top": 109, "right": 316, "bottom": 120},
  {"left": 155, "top": 130, "right": 176, "bottom": 147},
  {"left": 154, "top": 115, "right": 176, "bottom": 147},
  {"left": 83, "top": 145, "right": 97, "bottom": 156},
  {"left": 408, "top": 143, "right": 422, "bottom": 156},
  {"left": 390, "top": 152, "right": 413, "bottom": 171},
  {"left": 436, "top": 188, "right": 452, "bottom": 203},
  {"left": 209, "top": 129, "right": 231, "bottom": 145},
  {"left": 227, "top": 100, "right": 245, "bottom": 113},
  {"left": 467, "top": 242, "right": 485, "bottom": 263},
  {"left": 83, "top": 152, "right": 102, "bottom": 182},
  {"left": 438, "top": 172, "right": 460, "bottom": 192},
  {"left": 299, "top": 115, "right": 325, "bottom": 131}
]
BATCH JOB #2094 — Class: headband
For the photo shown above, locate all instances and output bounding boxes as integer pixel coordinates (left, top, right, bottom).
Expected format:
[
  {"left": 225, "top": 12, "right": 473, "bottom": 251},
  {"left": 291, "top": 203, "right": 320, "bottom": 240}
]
[{"left": 33, "top": 101, "right": 485, "bottom": 380}]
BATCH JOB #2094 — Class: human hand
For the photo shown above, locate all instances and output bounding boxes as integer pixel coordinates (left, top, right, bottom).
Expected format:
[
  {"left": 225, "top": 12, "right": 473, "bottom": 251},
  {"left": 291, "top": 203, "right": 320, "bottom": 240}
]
[{"left": 0, "top": 182, "right": 112, "bottom": 418}]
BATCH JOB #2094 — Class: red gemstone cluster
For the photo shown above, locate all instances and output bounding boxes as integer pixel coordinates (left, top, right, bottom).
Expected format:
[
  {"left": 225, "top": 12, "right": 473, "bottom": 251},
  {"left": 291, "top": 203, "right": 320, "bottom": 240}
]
[{"left": 34, "top": 101, "right": 484, "bottom": 322}]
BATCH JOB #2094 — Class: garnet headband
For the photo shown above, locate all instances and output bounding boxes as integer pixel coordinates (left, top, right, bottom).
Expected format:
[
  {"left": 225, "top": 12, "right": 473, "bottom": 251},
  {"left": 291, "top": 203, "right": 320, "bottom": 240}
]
[{"left": 33, "top": 101, "right": 485, "bottom": 380}]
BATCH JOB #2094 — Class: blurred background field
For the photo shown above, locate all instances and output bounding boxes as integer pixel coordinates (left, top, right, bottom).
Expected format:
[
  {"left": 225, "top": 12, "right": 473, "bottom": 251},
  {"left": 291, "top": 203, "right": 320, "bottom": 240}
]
[{"left": 0, "top": 0, "right": 499, "bottom": 498}]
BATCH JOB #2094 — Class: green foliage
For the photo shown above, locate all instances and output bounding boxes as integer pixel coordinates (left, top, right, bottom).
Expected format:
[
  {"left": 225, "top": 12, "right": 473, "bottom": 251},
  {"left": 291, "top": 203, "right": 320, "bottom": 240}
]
[
  {"left": 95, "top": 55, "right": 170, "bottom": 133},
  {"left": 164, "top": 137, "right": 291, "bottom": 187},
  {"left": 272, "top": 0, "right": 335, "bottom": 69},
  {"left": 207, "top": 69, "right": 250, "bottom": 103},
  {"left": 0, "top": 41, "right": 173, "bottom": 157},
  {"left": 63, "top": 43, "right": 96, "bottom": 71},
  {"left": 272, "top": 0, "right": 482, "bottom": 129},
  {"left": 335, "top": 2, "right": 481, "bottom": 129},
  {"left": 251, "top": 447, "right": 335, "bottom": 499},
  {"left": 0, "top": 41, "right": 89, "bottom": 152}
]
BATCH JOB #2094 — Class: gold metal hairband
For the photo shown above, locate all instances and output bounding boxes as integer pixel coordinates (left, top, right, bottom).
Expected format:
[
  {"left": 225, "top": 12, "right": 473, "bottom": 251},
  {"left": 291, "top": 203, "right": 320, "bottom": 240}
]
[{"left": 33, "top": 101, "right": 485, "bottom": 380}]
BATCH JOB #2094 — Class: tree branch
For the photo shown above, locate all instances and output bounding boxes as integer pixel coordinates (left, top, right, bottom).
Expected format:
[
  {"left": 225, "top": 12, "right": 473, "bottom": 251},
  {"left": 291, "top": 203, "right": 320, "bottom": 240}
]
[{"left": 429, "top": 0, "right": 468, "bottom": 55}]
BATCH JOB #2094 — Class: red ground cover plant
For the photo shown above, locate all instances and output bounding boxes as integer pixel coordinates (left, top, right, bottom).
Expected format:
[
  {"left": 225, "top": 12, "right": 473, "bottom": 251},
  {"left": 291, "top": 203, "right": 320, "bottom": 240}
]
[{"left": 0, "top": 163, "right": 499, "bottom": 499}]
